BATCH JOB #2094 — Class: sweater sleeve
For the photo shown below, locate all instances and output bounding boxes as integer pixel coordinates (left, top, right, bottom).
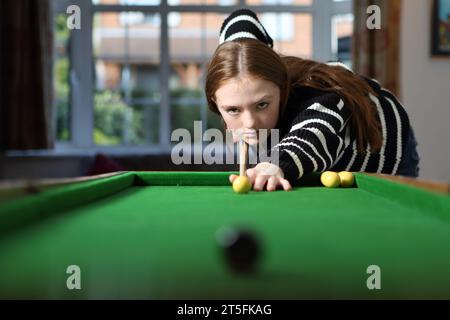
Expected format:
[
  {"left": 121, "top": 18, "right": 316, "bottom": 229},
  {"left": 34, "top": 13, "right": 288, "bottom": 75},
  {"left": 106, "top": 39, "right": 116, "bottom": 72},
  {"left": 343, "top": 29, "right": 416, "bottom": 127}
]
[{"left": 273, "top": 91, "right": 352, "bottom": 183}]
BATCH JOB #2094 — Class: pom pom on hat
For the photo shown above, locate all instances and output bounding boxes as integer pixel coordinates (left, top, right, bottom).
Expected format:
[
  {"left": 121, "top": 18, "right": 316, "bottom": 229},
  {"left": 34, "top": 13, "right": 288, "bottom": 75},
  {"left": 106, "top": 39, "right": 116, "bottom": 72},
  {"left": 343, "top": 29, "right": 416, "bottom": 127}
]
[{"left": 219, "top": 9, "right": 274, "bottom": 48}]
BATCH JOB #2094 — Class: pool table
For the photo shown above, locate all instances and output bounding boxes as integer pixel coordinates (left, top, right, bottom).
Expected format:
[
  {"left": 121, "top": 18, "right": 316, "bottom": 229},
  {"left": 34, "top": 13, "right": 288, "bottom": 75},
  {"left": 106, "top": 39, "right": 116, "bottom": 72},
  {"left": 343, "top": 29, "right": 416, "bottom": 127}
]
[{"left": 0, "top": 171, "right": 449, "bottom": 299}]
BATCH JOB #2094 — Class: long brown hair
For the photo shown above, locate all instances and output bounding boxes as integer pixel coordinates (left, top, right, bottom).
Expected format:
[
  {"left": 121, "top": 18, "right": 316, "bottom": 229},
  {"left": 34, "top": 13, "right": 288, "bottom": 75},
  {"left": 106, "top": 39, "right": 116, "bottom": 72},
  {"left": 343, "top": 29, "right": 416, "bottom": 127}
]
[{"left": 205, "top": 39, "right": 382, "bottom": 153}]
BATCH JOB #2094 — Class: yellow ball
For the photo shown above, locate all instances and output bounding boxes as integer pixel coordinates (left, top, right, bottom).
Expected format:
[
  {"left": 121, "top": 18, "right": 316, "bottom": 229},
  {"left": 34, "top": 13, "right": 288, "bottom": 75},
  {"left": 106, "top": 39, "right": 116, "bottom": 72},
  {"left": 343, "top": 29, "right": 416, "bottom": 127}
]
[
  {"left": 338, "top": 171, "right": 354, "bottom": 188},
  {"left": 232, "top": 176, "right": 252, "bottom": 194},
  {"left": 321, "top": 171, "right": 341, "bottom": 188}
]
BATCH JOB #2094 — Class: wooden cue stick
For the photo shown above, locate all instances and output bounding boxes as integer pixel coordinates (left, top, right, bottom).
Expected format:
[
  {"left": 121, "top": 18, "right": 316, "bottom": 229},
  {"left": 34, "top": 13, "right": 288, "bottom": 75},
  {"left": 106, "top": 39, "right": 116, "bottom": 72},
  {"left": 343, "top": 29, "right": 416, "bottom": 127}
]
[{"left": 239, "top": 139, "right": 249, "bottom": 177}]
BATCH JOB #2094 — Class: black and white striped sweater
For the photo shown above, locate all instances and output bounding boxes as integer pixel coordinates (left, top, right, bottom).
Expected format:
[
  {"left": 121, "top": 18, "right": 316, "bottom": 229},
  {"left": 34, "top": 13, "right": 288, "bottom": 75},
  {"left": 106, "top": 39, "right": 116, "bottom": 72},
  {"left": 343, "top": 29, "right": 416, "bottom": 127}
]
[{"left": 274, "top": 74, "right": 411, "bottom": 184}]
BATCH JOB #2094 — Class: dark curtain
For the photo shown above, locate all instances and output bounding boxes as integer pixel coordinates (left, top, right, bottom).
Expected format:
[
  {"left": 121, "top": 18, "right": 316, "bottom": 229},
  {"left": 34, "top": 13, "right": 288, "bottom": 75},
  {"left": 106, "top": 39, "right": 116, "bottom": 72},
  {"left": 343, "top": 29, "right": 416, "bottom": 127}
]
[
  {"left": 353, "top": 0, "right": 402, "bottom": 96},
  {"left": 0, "top": 0, "right": 53, "bottom": 150}
]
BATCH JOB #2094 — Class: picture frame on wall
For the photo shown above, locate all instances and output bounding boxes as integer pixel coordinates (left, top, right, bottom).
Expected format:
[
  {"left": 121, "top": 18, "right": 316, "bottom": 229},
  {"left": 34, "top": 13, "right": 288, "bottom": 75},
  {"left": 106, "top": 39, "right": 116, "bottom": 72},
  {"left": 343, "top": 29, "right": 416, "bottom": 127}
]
[{"left": 432, "top": 0, "right": 450, "bottom": 56}]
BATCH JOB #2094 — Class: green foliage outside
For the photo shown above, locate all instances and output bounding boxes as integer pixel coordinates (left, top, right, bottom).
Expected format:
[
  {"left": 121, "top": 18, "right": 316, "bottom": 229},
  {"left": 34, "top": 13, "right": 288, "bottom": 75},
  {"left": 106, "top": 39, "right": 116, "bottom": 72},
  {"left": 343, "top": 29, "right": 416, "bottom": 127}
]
[
  {"left": 92, "top": 88, "right": 222, "bottom": 146},
  {"left": 171, "top": 88, "right": 223, "bottom": 136},
  {"left": 94, "top": 90, "right": 146, "bottom": 145}
]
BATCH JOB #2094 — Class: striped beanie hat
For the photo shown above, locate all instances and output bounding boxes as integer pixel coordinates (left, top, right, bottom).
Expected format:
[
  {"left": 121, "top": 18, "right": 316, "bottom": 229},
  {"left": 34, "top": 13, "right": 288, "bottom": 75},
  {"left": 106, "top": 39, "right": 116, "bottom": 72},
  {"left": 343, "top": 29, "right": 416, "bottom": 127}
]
[{"left": 219, "top": 9, "right": 274, "bottom": 48}]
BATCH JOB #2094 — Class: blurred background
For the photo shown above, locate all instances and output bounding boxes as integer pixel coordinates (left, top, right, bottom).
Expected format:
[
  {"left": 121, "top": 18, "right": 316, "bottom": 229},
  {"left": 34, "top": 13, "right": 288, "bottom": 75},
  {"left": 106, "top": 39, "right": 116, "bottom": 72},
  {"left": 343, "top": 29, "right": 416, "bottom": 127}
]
[{"left": 0, "top": 0, "right": 449, "bottom": 182}]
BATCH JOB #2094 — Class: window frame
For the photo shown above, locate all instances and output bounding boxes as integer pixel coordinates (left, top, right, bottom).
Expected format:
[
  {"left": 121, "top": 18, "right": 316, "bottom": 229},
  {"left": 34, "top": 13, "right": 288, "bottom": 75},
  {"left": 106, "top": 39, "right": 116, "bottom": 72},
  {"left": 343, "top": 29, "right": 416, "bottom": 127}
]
[{"left": 52, "top": 0, "right": 352, "bottom": 155}]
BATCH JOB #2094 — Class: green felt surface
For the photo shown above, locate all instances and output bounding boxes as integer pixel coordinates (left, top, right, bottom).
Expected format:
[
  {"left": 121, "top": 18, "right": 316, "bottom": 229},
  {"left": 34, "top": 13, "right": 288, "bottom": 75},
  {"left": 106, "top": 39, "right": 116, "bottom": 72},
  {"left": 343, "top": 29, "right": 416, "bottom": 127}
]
[{"left": 0, "top": 172, "right": 450, "bottom": 299}]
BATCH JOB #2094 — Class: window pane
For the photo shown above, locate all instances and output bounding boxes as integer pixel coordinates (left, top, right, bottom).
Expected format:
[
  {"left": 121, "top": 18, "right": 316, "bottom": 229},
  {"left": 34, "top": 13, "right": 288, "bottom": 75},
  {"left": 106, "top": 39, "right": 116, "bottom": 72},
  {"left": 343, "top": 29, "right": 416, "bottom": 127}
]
[
  {"left": 54, "top": 13, "right": 71, "bottom": 142},
  {"left": 93, "top": 12, "right": 161, "bottom": 145},
  {"left": 331, "top": 14, "right": 353, "bottom": 68},
  {"left": 169, "top": 12, "right": 224, "bottom": 137},
  {"left": 261, "top": 13, "right": 313, "bottom": 59}
]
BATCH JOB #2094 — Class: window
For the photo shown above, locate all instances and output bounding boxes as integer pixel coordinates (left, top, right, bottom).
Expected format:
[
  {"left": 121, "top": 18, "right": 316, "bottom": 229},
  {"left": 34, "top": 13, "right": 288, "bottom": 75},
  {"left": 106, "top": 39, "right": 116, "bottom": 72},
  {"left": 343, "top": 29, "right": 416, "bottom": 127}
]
[
  {"left": 331, "top": 13, "right": 353, "bottom": 67},
  {"left": 53, "top": 0, "right": 353, "bottom": 153}
]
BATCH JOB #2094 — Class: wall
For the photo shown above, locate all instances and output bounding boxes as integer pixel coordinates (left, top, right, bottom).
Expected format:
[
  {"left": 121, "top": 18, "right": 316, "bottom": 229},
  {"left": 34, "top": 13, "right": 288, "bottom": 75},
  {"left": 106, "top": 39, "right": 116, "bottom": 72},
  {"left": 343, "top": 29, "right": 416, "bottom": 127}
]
[
  {"left": 0, "top": 155, "right": 237, "bottom": 180},
  {"left": 0, "top": 156, "right": 94, "bottom": 180},
  {"left": 401, "top": 0, "right": 450, "bottom": 182}
]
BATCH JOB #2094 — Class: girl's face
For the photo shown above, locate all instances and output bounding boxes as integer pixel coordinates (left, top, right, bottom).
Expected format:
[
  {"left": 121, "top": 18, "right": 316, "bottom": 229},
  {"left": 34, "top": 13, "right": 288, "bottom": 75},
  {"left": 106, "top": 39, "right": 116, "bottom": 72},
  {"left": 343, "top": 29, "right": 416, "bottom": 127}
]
[{"left": 214, "top": 75, "right": 280, "bottom": 144}]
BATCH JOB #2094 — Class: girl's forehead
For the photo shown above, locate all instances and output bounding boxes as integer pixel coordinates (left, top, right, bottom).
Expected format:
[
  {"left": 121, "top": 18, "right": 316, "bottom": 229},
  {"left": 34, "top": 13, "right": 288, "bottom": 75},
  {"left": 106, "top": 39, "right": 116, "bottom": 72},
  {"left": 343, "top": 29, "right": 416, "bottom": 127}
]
[
  {"left": 218, "top": 75, "right": 278, "bottom": 93},
  {"left": 222, "top": 75, "right": 258, "bottom": 86}
]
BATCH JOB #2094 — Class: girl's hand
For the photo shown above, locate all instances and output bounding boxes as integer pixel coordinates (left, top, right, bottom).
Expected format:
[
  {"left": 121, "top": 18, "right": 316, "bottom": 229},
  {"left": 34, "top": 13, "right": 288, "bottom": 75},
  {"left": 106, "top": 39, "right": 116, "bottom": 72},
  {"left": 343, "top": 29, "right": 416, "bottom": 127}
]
[{"left": 229, "top": 162, "right": 292, "bottom": 192}]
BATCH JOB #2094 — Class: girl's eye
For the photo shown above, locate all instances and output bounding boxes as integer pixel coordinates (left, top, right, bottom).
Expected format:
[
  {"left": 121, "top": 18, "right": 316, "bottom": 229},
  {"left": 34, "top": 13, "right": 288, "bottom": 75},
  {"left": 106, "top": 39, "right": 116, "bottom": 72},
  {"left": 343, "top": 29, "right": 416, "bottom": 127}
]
[
  {"left": 227, "top": 108, "right": 239, "bottom": 115},
  {"left": 257, "top": 102, "right": 269, "bottom": 110}
]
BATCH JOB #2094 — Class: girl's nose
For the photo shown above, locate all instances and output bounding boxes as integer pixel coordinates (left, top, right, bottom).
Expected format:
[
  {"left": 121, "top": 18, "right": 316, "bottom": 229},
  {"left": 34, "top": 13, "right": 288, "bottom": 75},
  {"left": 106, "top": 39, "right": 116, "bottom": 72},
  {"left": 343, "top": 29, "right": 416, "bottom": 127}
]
[{"left": 242, "top": 112, "right": 256, "bottom": 129}]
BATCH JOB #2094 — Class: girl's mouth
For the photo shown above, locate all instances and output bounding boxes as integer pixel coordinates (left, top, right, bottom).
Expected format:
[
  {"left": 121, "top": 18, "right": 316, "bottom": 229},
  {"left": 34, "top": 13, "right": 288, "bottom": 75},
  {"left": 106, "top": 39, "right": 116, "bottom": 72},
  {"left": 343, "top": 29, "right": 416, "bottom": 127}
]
[
  {"left": 243, "top": 130, "right": 257, "bottom": 137},
  {"left": 242, "top": 130, "right": 258, "bottom": 145},
  {"left": 231, "top": 129, "right": 259, "bottom": 145}
]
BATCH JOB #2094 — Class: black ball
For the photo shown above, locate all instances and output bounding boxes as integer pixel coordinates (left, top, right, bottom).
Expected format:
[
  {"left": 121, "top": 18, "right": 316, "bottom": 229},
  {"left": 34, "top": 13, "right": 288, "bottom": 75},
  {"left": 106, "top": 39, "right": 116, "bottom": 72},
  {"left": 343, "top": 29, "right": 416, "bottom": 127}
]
[{"left": 216, "top": 227, "right": 261, "bottom": 274}]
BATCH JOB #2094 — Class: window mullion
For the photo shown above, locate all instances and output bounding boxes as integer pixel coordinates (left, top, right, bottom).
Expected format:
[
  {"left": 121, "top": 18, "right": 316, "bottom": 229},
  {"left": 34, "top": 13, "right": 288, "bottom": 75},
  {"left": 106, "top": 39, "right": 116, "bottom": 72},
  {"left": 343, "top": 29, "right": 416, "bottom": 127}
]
[
  {"left": 332, "top": 0, "right": 352, "bottom": 16},
  {"left": 312, "top": 0, "right": 333, "bottom": 62},
  {"left": 159, "top": 0, "right": 171, "bottom": 149},
  {"left": 53, "top": 0, "right": 72, "bottom": 13},
  {"left": 70, "top": 0, "right": 94, "bottom": 148}
]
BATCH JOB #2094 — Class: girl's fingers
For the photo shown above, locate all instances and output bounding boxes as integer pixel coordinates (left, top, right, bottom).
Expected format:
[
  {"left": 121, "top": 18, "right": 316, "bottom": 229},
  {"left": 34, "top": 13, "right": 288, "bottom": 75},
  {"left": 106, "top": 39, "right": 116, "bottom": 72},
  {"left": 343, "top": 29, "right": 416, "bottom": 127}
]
[
  {"left": 232, "top": 168, "right": 292, "bottom": 192},
  {"left": 229, "top": 174, "right": 238, "bottom": 184},
  {"left": 280, "top": 178, "right": 293, "bottom": 191},
  {"left": 246, "top": 168, "right": 256, "bottom": 184},
  {"left": 253, "top": 175, "right": 270, "bottom": 191},
  {"left": 266, "top": 176, "right": 278, "bottom": 192}
]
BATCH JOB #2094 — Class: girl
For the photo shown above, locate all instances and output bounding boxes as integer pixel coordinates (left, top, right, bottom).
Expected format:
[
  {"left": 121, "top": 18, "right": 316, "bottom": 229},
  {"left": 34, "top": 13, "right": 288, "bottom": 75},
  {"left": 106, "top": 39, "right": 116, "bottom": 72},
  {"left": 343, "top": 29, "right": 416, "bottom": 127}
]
[{"left": 205, "top": 9, "right": 419, "bottom": 192}]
